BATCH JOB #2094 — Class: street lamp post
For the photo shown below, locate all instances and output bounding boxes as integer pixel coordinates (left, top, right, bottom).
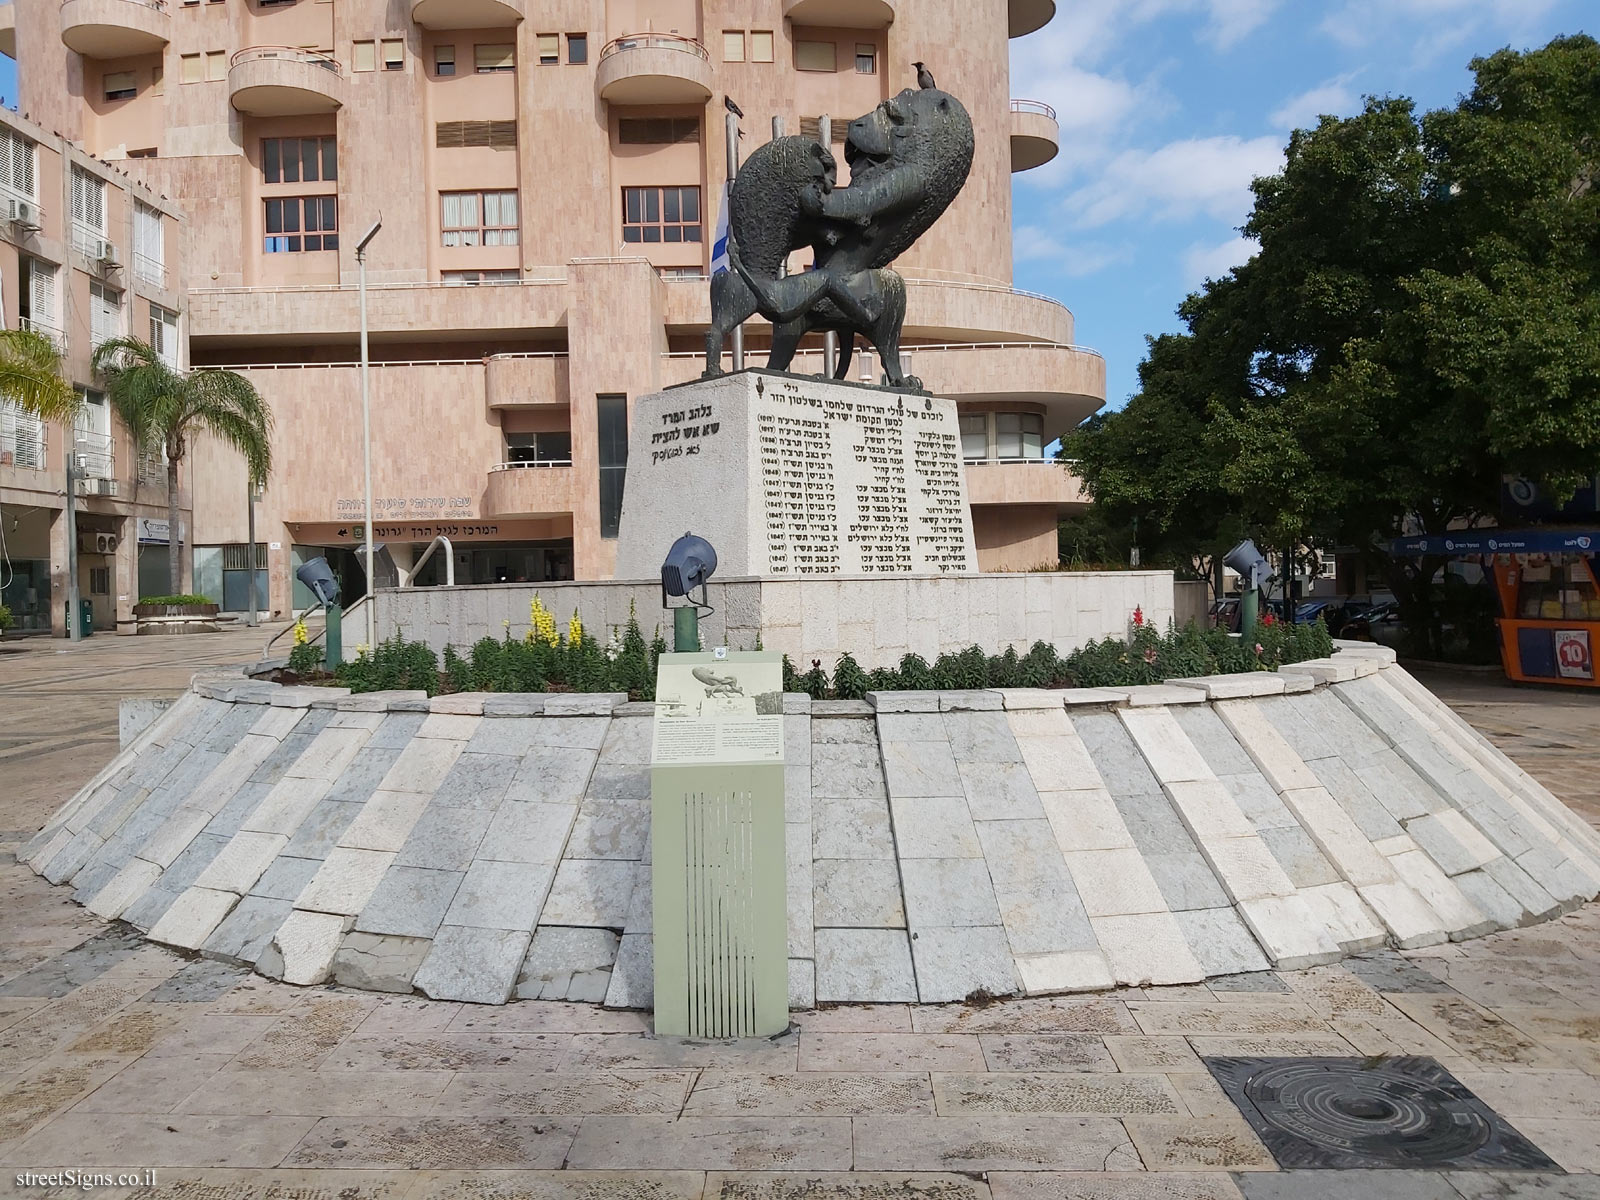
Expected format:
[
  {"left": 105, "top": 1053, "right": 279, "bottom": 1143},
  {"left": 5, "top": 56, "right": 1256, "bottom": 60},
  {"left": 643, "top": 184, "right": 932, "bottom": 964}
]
[
  {"left": 355, "top": 218, "right": 382, "bottom": 656},
  {"left": 245, "top": 478, "right": 260, "bottom": 628},
  {"left": 65, "top": 453, "right": 81, "bottom": 642}
]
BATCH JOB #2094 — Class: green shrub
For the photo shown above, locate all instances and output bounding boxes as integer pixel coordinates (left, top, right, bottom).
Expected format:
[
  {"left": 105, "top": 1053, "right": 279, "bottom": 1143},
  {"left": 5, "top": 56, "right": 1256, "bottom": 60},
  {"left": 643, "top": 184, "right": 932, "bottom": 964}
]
[
  {"left": 0, "top": 604, "right": 12, "bottom": 632},
  {"left": 287, "top": 640, "right": 322, "bottom": 676},
  {"left": 139, "top": 594, "right": 212, "bottom": 606},
  {"left": 832, "top": 652, "right": 870, "bottom": 700}
]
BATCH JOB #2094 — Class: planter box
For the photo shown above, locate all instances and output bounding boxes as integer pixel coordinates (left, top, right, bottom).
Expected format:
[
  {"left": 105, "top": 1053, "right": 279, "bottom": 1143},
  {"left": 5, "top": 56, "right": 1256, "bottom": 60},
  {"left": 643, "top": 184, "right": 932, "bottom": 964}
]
[{"left": 133, "top": 602, "right": 220, "bottom": 635}]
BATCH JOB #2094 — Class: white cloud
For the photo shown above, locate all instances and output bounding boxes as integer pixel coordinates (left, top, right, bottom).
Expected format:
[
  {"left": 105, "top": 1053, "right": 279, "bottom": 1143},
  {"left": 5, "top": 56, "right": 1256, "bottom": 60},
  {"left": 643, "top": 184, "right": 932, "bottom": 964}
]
[
  {"left": 1318, "top": 0, "right": 1561, "bottom": 49},
  {"left": 1270, "top": 73, "right": 1361, "bottom": 130},
  {"left": 1015, "top": 226, "right": 1133, "bottom": 278},
  {"left": 1183, "top": 235, "right": 1259, "bottom": 287},
  {"left": 1063, "top": 135, "right": 1285, "bottom": 228},
  {"left": 1200, "top": 0, "right": 1281, "bottom": 49}
]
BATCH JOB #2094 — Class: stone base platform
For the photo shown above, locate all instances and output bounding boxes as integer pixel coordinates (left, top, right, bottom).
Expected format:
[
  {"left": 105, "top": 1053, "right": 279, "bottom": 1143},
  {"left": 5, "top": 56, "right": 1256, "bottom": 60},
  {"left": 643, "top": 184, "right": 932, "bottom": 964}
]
[{"left": 21, "top": 644, "right": 1600, "bottom": 1007}]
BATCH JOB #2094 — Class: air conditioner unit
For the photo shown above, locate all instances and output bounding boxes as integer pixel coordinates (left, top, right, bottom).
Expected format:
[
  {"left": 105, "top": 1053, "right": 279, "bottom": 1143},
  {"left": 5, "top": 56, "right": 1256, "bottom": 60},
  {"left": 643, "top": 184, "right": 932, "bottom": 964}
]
[
  {"left": 6, "top": 198, "right": 40, "bottom": 230},
  {"left": 98, "top": 532, "right": 119, "bottom": 554},
  {"left": 75, "top": 477, "right": 118, "bottom": 498},
  {"left": 95, "top": 238, "right": 121, "bottom": 268}
]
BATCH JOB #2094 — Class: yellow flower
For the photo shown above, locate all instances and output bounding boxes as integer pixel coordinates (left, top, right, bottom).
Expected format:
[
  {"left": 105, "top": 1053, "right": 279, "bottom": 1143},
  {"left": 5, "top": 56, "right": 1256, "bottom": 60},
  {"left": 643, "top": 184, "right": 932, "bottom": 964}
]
[
  {"left": 292, "top": 619, "right": 308, "bottom": 646},
  {"left": 530, "top": 593, "right": 558, "bottom": 647},
  {"left": 568, "top": 611, "right": 583, "bottom": 645}
]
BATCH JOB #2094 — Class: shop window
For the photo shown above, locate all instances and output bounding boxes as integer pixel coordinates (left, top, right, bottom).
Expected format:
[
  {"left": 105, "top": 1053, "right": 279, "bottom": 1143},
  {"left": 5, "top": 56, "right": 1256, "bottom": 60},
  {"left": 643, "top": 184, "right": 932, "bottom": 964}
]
[{"left": 622, "top": 185, "right": 701, "bottom": 244}]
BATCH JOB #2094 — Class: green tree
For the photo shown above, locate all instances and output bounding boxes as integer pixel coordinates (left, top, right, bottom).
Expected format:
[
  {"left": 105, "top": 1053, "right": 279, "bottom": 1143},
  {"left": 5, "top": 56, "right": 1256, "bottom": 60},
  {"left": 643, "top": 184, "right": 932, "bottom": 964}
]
[
  {"left": 1068, "top": 35, "right": 1600, "bottom": 655},
  {"left": 92, "top": 338, "right": 274, "bottom": 594},
  {"left": 0, "top": 328, "right": 77, "bottom": 423}
]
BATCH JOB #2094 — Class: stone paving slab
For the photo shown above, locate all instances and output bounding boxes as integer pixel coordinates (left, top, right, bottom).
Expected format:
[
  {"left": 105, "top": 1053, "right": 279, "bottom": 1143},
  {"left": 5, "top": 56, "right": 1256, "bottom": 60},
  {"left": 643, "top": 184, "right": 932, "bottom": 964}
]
[{"left": 853, "top": 1113, "right": 1139, "bottom": 1171}]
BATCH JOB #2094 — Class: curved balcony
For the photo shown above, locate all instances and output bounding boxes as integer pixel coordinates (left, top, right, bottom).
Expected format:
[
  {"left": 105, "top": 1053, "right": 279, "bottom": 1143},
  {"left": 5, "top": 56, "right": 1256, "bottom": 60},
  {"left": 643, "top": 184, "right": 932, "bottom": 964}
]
[
  {"left": 484, "top": 461, "right": 576, "bottom": 519},
  {"left": 596, "top": 33, "right": 712, "bottom": 106},
  {"left": 0, "top": 4, "right": 15, "bottom": 60},
  {"left": 964, "top": 458, "right": 1087, "bottom": 511},
  {"left": 61, "top": 0, "right": 169, "bottom": 59},
  {"left": 1009, "top": 0, "right": 1055, "bottom": 37},
  {"left": 229, "top": 47, "right": 345, "bottom": 117},
  {"left": 782, "top": 0, "right": 894, "bottom": 27},
  {"left": 411, "top": 0, "right": 522, "bottom": 30},
  {"left": 1010, "top": 99, "right": 1059, "bottom": 173},
  {"left": 484, "top": 353, "right": 569, "bottom": 411}
]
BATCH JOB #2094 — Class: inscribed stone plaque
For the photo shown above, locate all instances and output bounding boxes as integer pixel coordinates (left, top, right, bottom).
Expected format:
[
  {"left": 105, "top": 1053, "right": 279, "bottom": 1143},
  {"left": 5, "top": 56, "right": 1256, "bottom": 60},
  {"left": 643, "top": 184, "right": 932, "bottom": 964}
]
[{"left": 614, "top": 370, "right": 978, "bottom": 579}]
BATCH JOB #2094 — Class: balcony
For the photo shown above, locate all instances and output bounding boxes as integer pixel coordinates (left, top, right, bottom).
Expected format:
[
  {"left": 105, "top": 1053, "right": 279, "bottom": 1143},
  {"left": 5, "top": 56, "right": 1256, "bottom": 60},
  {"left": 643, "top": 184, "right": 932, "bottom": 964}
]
[
  {"left": 412, "top": 0, "right": 522, "bottom": 29},
  {"left": 1009, "top": 0, "right": 1055, "bottom": 37},
  {"left": 1, "top": 3, "right": 18, "bottom": 59},
  {"left": 484, "top": 461, "right": 575, "bottom": 519},
  {"left": 229, "top": 47, "right": 345, "bottom": 117},
  {"left": 18, "top": 317, "right": 66, "bottom": 356},
  {"left": 60, "top": 0, "right": 169, "bottom": 59},
  {"left": 782, "top": 0, "right": 894, "bottom": 27},
  {"left": 484, "top": 353, "right": 569, "bottom": 412},
  {"left": 596, "top": 34, "right": 712, "bottom": 106},
  {"left": 964, "top": 457, "right": 1087, "bottom": 511},
  {"left": 1010, "top": 99, "right": 1059, "bottom": 173}
]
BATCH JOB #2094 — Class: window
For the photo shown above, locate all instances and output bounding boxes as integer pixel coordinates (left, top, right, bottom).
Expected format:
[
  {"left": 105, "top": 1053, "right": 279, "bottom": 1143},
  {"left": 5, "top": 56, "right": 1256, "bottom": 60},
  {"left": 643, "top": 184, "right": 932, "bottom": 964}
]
[
  {"left": 435, "top": 119, "right": 517, "bottom": 148},
  {"left": 433, "top": 44, "right": 455, "bottom": 75},
  {"left": 0, "top": 399, "right": 46, "bottom": 470},
  {"left": 205, "top": 50, "right": 227, "bottom": 80},
  {"left": 151, "top": 64, "right": 164, "bottom": 95},
  {"left": 597, "top": 394, "right": 627, "bottom": 539},
  {"left": 90, "top": 567, "right": 111, "bottom": 596},
  {"left": 795, "top": 40, "right": 835, "bottom": 72},
  {"left": 89, "top": 282, "right": 121, "bottom": 351},
  {"left": 567, "top": 33, "right": 587, "bottom": 64},
  {"left": 20, "top": 258, "right": 59, "bottom": 342},
  {"left": 442, "top": 269, "right": 519, "bottom": 285},
  {"left": 722, "top": 31, "right": 744, "bottom": 62},
  {"left": 0, "top": 128, "right": 37, "bottom": 199},
  {"left": 103, "top": 71, "right": 137, "bottom": 101},
  {"left": 536, "top": 34, "right": 558, "bottom": 64},
  {"left": 441, "top": 190, "right": 518, "bottom": 246},
  {"left": 506, "top": 431, "right": 572, "bottom": 465},
  {"left": 995, "top": 412, "right": 1043, "bottom": 459},
  {"left": 181, "top": 54, "right": 203, "bottom": 83},
  {"left": 855, "top": 43, "right": 876, "bottom": 74},
  {"left": 71, "top": 167, "right": 107, "bottom": 246},
  {"left": 622, "top": 186, "right": 701, "bottom": 244},
  {"left": 127, "top": 148, "right": 157, "bottom": 158},
  {"left": 149, "top": 304, "right": 179, "bottom": 368},
  {"left": 959, "top": 414, "right": 987, "bottom": 461},
  {"left": 352, "top": 40, "right": 375, "bottom": 72},
  {"left": 618, "top": 117, "right": 700, "bottom": 145},
  {"left": 134, "top": 202, "right": 165, "bottom": 287},
  {"left": 74, "top": 389, "right": 112, "bottom": 479},
  {"left": 220, "top": 543, "right": 268, "bottom": 611},
  {"left": 264, "top": 195, "right": 338, "bottom": 252},
  {"left": 751, "top": 30, "right": 773, "bottom": 62},
  {"left": 262, "top": 136, "right": 336, "bottom": 183},
  {"left": 381, "top": 38, "right": 403, "bottom": 70},
  {"left": 478, "top": 43, "right": 515, "bottom": 72}
]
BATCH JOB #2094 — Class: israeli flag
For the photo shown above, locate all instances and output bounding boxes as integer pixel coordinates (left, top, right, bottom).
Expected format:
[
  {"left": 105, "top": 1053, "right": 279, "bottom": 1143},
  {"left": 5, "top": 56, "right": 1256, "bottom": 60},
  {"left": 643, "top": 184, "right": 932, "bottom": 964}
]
[{"left": 711, "top": 180, "right": 732, "bottom": 276}]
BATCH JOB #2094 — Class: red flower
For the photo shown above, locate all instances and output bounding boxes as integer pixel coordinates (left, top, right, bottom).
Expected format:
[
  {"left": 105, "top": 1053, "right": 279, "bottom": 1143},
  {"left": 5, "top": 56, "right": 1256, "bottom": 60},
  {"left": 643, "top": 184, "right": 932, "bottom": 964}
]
[
  {"left": 1132, "top": 606, "right": 1145, "bottom": 627},
  {"left": 1262, "top": 611, "right": 1276, "bottom": 626}
]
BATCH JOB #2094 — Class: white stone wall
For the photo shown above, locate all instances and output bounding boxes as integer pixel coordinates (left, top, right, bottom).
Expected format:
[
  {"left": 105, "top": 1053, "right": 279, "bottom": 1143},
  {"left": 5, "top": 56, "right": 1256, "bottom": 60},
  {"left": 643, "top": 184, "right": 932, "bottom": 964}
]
[{"left": 376, "top": 571, "right": 1178, "bottom": 671}]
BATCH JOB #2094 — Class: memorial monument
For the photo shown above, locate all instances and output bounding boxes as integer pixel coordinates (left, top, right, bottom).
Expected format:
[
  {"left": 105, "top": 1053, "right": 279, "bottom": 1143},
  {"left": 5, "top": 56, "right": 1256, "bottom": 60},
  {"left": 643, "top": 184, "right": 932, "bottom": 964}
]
[{"left": 615, "top": 77, "right": 981, "bottom": 579}]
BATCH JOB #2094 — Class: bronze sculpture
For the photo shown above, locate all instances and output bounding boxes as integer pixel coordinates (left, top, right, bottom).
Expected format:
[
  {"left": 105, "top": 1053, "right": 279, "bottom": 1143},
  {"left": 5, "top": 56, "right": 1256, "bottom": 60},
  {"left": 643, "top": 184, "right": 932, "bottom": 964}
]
[{"left": 704, "top": 82, "right": 975, "bottom": 392}]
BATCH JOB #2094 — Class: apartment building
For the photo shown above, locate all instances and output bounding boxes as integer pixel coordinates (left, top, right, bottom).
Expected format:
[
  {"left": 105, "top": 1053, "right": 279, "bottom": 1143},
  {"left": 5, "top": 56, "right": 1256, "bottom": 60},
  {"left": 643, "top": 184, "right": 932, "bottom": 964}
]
[
  {"left": 0, "top": 98, "right": 188, "bottom": 635},
  {"left": 1, "top": 0, "right": 1100, "bottom": 619}
]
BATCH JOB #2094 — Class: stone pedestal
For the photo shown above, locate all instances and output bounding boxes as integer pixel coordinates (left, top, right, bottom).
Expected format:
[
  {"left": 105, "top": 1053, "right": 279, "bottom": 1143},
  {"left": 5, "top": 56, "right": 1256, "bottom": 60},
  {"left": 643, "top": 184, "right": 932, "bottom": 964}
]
[{"left": 614, "top": 370, "right": 979, "bottom": 579}]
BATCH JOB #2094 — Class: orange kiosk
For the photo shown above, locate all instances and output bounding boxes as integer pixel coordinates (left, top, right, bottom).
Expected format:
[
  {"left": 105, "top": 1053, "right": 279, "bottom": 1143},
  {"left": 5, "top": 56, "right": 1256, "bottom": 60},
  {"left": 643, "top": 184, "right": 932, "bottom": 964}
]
[{"left": 1392, "top": 530, "right": 1600, "bottom": 688}]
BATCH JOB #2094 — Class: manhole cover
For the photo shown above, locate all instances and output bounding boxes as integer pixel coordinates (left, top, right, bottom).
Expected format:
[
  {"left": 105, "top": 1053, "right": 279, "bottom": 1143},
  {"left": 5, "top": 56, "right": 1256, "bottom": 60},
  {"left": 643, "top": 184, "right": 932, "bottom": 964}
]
[{"left": 1203, "top": 1056, "right": 1559, "bottom": 1170}]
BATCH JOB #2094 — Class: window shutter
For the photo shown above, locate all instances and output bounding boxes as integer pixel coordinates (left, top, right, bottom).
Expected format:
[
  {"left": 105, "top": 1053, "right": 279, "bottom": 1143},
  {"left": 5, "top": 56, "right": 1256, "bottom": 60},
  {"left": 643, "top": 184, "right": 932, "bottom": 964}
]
[
  {"left": 205, "top": 50, "right": 226, "bottom": 81},
  {"left": 181, "top": 54, "right": 202, "bottom": 83},
  {"left": 477, "top": 43, "right": 515, "bottom": 71},
  {"left": 381, "top": 38, "right": 403, "bottom": 69},
  {"left": 353, "top": 40, "right": 375, "bottom": 72},
  {"left": 722, "top": 31, "right": 744, "bottom": 62},
  {"left": 30, "top": 263, "right": 55, "bottom": 328},
  {"left": 103, "top": 70, "right": 137, "bottom": 95},
  {"left": 750, "top": 31, "right": 773, "bottom": 62},
  {"left": 795, "top": 40, "right": 835, "bottom": 71},
  {"left": 489, "top": 119, "right": 516, "bottom": 148}
]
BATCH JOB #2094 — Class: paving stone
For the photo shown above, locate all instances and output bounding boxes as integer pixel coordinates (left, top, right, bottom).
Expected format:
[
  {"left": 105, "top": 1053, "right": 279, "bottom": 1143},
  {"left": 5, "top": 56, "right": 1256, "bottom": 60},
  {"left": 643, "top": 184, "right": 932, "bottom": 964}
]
[
  {"left": 1143, "top": 851, "right": 1234, "bottom": 912},
  {"left": 1221, "top": 772, "right": 1300, "bottom": 831},
  {"left": 280, "top": 799, "right": 365, "bottom": 859},
  {"left": 853, "top": 1113, "right": 1137, "bottom": 1171},
  {"left": 815, "top": 928, "right": 918, "bottom": 1003},
  {"left": 1013, "top": 950, "right": 1116, "bottom": 995},
  {"left": 516, "top": 926, "right": 619, "bottom": 1001},
  {"left": 811, "top": 745, "right": 890, "bottom": 802},
  {"left": 959, "top": 761, "right": 1046, "bottom": 821},
  {"left": 286, "top": 1114, "right": 580, "bottom": 1168},
  {"left": 541, "top": 858, "right": 636, "bottom": 928},
  {"left": 7, "top": 1112, "right": 323, "bottom": 1170},
  {"left": 296, "top": 847, "right": 398, "bottom": 916},
  {"left": 393, "top": 804, "right": 494, "bottom": 872},
  {"left": 888, "top": 795, "right": 983, "bottom": 858},
  {"left": 426, "top": 750, "right": 516, "bottom": 808},
  {"left": 1445, "top": 1172, "right": 1600, "bottom": 1200},
  {"left": 881, "top": 740, "right": 963, "bottom": 798},
  {"left": 1072, "top": 711, "right": 1163, "bottom": 796},
  {"left": 149, "top": 886, "right": 241, "bottom": 950},
  {"left": 1125, "top": 1115, "right": 1275, "bottom": 1170},
  {"left": 332, "top": 932, "right": 433, "bottom": 993},
  {"left": 249, "top": 854, "right": 323, "bottom": 902},
  {"left": 988, "top": 1174, "right": 1245, "bottom": 1200},
  {"left": 979, "top": 1033, "right": 1117, "bottom": 1072},
  {"left": 119, "top": 882, "right": 185, "bottom": 931},
  {"left": 85, "top": 857, "right": 163, "bottom": 920},
  {"left": 444, "top": 859, "right": 554, "bottom": 931},
  {"left": 505, "top": 746, "right": 603, "bottom": 804},
  {"left": 1236, "top": 893, "right": 1345, "bottom": 969},
  {"left": 252, "top": 909, "right": 350, "bottom": 985},
  {"left": 932, "top": 1071, "right": 1182, "bottom": 1115},
  {"left": 195, "top": 831, "right": 290, "bottom": 895},
  {"left": 413, "top": 925, "right": 532, "bottom": 1005},
  {"left": 901, "top": 858, "right": 1002, "bottom": 927},
  {"left": 602, "top": 933, "right": 653, "bottom": 1008},
  {"left": 202, "top": 895, "right": 293, "bottom": 964},
  {"left": 1171, "top": 906, "right": 1272, "bottom": 977},
  {"left": 1258, "top": 824, "right": 1341, "bottom": 887},
  {"left": 685, "top": 1070, "right": 933, "bottom": 1116},
  {"left": 911, "top": 925, "right": 1020, "bottom": 1003},
  {"left": 943, "top": 711, "right": 1024, "bottom": 762},
  {"left": 563, "top": 798, "right": 649, "bottom": 859},
  {"left": 366, "top": 712, "right": 428, "bottom": 749},
  {"left": 1234, "top": 1172, "right": 1463, "bottom": 1200},
  {"left": 1039, "top": 788, "right": 1136, "bottom": 853},
  {"left": 356, "top": 866, "right": 466, "bottom": 938},
  {"left": 1090, "top": 912, "right": 1206, "bottom": 987},
  {"left": 336, "top": 791, "right": 430, "bottom": 854},
  {"left": 1061, "top": 847, "right": 1167, "bottom": 918},
  {"left": 812, "top": 796, "right": 896, "bottom": 860},
  {"left": 565, "top": 1114, "right": 849, "bottom": 1170},
  {"left": 813, "top": 858, "right": 906, "bottom": 927},
  {"left": 480, "top": 801, "right": 580, "bottom": 865}
]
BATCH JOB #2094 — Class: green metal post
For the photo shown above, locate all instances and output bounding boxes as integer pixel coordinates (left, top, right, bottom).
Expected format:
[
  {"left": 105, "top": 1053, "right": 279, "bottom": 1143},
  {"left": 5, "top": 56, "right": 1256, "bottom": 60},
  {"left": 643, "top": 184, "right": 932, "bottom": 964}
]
[
  {"left": 673, "top": 606, "right": 700, "bottom": 653},
  {"left": 325, "top": 603, "right": 343, "bottom": 669},
  {"left": 1240, "top": 587, "right": 1259, "bottom": 638}
]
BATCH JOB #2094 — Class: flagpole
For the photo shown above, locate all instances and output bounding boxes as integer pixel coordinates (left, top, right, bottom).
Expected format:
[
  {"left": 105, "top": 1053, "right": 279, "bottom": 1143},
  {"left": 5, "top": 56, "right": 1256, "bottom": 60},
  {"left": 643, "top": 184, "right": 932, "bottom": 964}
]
[{"left": 724, "top": 111, "right": 743, "bottom": 373}]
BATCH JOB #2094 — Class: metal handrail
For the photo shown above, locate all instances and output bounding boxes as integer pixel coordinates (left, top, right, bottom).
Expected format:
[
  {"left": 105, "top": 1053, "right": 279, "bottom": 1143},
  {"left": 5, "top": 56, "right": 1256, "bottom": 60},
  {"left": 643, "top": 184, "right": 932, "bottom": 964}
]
[
  {"left": 407, "top": 536, "right": 455, "bottom": 588},
  {"left": 133, "top": 252, "right": 166, "bottom": 289},
  {"left": 665, "top": 340, "right": 1105, "bottom": 360},
  {"left": 64, "top": 0, "right": 169, "bottom": 10},
  {"left": 1010, "top": 98, "right": 1057, "bottom": 120},
  {"left": 18, "top": 317, "right": 65, "bottom": 353},
  {"left": 599, "top": 32, "right": 709, "bottom": 62},
  {"left": 189, "top": 275, "right": 565, "bottom": 295},
  {"left": 230, "top": 45, "right": 343, "bottom": 75},
  {"left": 489, "top": 458, "right": 573, "bottom": 471},
  {"left": 963, "top": 455, "right": 1071, "bottom": 465}
]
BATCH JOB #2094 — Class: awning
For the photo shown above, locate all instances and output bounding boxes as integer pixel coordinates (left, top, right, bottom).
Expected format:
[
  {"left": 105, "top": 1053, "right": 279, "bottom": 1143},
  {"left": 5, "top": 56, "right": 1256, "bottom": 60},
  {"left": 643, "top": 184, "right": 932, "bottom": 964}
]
[{"left": 1390, "top": 530, "right": 1599, "bottom": 557}]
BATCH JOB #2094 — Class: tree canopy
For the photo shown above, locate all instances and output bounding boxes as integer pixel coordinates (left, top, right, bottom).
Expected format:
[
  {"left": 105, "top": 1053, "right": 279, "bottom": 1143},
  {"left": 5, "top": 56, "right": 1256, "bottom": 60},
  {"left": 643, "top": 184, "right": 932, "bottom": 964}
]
[{"left": 1064, "top": 35, "right": 1600, "bottom": 650}]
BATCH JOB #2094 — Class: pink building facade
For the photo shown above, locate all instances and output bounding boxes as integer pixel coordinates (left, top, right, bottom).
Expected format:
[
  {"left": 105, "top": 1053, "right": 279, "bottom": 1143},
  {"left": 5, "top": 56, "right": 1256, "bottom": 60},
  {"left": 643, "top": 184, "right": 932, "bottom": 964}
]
[{"left": 2, "top": 0, "right": 1101, "bottom": 622}]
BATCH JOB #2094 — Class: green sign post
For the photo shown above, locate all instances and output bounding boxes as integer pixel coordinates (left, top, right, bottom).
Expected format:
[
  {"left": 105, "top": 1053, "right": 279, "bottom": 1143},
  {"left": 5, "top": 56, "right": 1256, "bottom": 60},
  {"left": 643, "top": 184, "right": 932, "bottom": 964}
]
[{"left": 650, "top": 651, "right": 788, "bottom": 1038}]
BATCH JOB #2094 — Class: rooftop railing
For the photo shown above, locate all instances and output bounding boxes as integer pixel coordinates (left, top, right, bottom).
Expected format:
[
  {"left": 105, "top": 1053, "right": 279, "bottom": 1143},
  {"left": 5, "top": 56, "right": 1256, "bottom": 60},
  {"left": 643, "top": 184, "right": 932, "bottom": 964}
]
[{"left": 1010, "top": 98, "right": 1057, "bottom": 120}]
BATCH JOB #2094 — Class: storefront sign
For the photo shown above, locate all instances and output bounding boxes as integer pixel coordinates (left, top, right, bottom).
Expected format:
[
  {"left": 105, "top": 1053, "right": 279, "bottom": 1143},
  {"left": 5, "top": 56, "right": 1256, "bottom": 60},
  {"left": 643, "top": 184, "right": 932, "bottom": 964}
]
[
  {"left": 287, "top": 519, "right": 568, "bottom": 545},
  {"left": 1555, "top": 630, "right": 1593, "bottom": 680},
  {"left": 136, "top": 517, "right": 185, "bottom": 545},
  {"left": 335, "top": 496, "right": 475, "bottom": 520}
]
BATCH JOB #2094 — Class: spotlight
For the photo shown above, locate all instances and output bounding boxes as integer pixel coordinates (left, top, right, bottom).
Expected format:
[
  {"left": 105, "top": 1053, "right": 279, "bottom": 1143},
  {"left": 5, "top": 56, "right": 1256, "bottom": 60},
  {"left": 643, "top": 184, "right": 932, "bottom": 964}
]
[
  {"left": 295, "top": 556, "right": 340, "bottom": 606},
  {"left": 1224, "top": 538, "right": 1272, "bottom": 591}
]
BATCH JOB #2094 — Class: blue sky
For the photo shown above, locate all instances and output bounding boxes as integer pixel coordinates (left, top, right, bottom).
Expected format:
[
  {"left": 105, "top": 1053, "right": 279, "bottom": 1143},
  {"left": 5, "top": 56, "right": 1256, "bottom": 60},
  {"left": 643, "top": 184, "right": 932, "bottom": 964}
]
[{"left": 1008, "top": 0, "right": 1595, "bottom": 412}]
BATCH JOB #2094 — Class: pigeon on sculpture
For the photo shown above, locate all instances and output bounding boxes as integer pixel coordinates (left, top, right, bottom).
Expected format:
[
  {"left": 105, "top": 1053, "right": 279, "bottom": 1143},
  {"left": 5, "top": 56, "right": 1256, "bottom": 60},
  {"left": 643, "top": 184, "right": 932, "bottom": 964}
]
[
  {"left": 914, "top": 61, "right": 936, "bottom": 90},
  {"left": 724, "top": 95, "right": 745, "bottom": 119}
]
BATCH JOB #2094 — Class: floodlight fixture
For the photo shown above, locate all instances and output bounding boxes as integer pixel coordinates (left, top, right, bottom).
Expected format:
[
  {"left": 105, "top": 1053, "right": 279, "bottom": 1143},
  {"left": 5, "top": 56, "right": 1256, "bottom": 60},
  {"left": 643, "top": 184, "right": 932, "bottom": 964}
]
[
  {"left": 295, "top": 556, "right": 340, "bottom": 607},
  {"left": 662, "top": 533, "right": 718, "bottom": 653},
  {"left": 356, "top": 216, "right": 383, "bottom": 255},
  {"left": 1224, "top": 538, "right": 1273, "bottom": 591}
]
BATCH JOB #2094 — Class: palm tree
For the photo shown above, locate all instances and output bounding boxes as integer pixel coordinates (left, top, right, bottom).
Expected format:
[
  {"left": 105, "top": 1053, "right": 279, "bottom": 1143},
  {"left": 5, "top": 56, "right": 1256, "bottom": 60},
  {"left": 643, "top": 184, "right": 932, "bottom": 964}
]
[
  {"left": 0, "top": 327, "right": 77, "bottom": 423},
  {"left": 92, "top": 337, "right": 273, "bottom": 595}
]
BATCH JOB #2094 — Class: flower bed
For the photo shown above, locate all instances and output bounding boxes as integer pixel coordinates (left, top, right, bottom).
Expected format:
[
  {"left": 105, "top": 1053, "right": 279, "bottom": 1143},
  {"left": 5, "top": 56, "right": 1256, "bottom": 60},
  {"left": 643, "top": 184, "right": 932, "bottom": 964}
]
[
  {"left": 273, "top": 597, "right": 1334, "bottom": 700},
  {"left": 132, "top": 595, "right": 220, "bottom": 635}
]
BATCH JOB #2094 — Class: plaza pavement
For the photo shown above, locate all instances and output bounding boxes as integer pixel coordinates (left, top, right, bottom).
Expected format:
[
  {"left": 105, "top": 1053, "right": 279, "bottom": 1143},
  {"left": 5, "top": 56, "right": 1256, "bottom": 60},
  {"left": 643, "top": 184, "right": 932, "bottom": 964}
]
[{"left": 0, "top": 631, "right": 1596, "bottom": 1199}]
